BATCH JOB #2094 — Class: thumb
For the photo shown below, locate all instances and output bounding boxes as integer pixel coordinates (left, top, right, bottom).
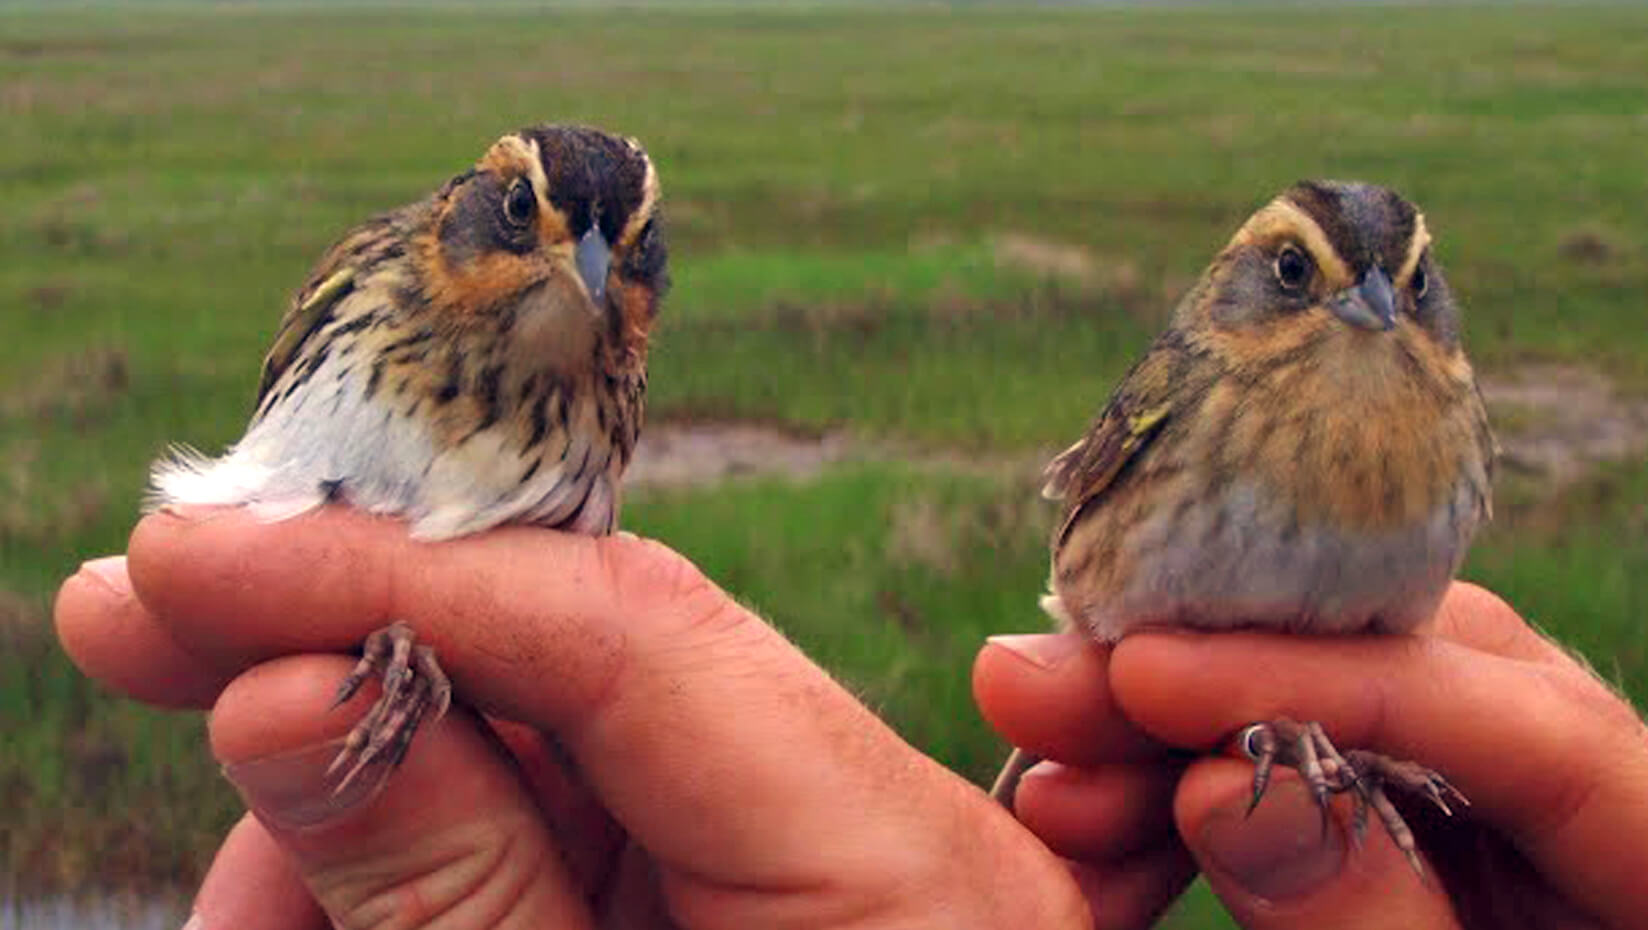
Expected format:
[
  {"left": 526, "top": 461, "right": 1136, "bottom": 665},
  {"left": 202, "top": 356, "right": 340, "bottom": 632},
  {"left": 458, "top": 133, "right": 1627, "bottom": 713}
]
[
  {"left": 1177, "top": 758, "right": 1462, "bottom": 929},
  {"left": 210, "top": 654, "right": 594, "bottom": 930}
]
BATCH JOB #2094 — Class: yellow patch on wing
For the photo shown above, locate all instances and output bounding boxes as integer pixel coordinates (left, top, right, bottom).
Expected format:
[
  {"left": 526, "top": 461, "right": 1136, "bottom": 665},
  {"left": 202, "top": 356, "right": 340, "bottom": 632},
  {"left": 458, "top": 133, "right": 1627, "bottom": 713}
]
[
  {"left": 256, "top": 267, "right": 356, "bottom": 407},
  {"left": 1126, "top": 405, "right": 1170, "bottom": 438},
  {"left": 1047, "top": 398, "right": 1173, "bottom": 547}
]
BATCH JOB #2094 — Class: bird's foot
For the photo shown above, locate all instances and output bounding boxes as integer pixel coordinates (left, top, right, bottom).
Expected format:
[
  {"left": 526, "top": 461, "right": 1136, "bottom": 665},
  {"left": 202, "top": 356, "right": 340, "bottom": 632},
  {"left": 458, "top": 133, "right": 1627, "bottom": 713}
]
[
  {"left": 1341, "top": 748, "right": 1470, "bottom": 877},
  {"left": 1238, "top": 717, "right": 1465, "bottom": 877},
  {"left": 327, "top": 621, "right": 452, "bottom": 794},
  {"left": 1238, "top": 717, "right": 1354, "bottom": 830}
]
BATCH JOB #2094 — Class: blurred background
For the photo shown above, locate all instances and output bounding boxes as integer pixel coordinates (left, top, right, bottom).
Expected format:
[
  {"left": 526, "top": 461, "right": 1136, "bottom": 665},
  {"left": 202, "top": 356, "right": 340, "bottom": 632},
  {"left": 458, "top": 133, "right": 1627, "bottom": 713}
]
[{"left": 2, "top": 2, "right": 1645, "bottom": 927}]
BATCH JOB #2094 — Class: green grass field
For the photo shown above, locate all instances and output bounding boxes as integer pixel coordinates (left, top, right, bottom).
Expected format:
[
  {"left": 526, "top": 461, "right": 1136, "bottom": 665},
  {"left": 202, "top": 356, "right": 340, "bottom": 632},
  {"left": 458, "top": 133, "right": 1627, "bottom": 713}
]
[{"left": 3, "top": 4, "right": 1647, "bottom": 925}]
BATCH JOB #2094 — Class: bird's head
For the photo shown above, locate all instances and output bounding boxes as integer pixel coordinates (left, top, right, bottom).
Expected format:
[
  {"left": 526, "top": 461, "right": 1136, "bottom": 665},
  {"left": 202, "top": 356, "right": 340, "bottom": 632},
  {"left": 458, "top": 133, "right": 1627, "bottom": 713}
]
[
  {"left": 1183, "top": 180, "right": 1465, "bottom": 379},
  {"left": 414, "top": 124, "right": 668, "bottom": 374}
]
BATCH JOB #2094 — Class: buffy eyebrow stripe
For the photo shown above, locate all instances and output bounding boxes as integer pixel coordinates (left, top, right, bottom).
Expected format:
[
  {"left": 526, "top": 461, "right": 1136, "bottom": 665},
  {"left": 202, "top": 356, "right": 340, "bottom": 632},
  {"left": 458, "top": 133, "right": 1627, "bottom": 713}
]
[{"left": 1396, "top": 214, "right": 1431, "bottom": 287}]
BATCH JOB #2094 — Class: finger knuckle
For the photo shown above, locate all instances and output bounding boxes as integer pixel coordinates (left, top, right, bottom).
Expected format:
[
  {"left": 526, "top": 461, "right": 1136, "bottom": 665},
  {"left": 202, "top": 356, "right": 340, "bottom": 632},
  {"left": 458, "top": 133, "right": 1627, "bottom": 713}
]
[{"left": 597, "top": 532, "right": 727, "bottom": 625}]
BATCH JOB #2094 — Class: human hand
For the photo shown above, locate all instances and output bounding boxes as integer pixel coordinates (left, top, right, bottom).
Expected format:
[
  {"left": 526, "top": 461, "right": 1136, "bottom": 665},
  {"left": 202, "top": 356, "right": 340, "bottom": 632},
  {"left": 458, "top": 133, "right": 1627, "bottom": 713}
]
[
  {"left": 975, "top": 582, "right": 1648, "bottom": 929},
  {"left": 55, "top": 508, "right": 1095, "bottom": 930},
  {"left": 972, "top": 632, "right": 1199, "bottom": 930}
]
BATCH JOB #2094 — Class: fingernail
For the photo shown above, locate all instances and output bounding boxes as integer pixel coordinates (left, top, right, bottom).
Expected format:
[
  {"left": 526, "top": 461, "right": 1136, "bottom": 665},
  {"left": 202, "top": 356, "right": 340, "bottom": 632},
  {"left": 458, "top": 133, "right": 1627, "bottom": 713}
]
[
  {"left": 78, "top": 556, "right": 132, "bottom": 599},
  {"left": 1016, "top": 759, "right": 1067, "bottom": 786},
  {"left": 223, "top": 740, "right": 382, "bottom": 831},
  {"left": 986, "top": 633, "right": 1083, "bottom": 671},
  {"left": 1198, "top": 777, "right": 1346, "bottom": 902}
]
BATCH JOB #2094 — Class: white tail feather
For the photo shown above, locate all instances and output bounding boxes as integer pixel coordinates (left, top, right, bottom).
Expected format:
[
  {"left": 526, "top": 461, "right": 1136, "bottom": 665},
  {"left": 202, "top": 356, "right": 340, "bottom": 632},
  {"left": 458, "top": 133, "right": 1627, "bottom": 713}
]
[{"left": 147, "top": 445, "right": 322, "bottom": 524}]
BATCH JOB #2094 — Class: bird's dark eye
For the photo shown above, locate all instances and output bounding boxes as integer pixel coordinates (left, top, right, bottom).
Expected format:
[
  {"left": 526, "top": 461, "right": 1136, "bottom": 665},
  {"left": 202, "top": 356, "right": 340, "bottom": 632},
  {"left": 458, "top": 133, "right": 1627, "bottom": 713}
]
[
  {"left": 503, "top": 179, "right": 535, "bottom": 226},
  {"left": 1274, "top": 245, "right": 1313, "bottom": 291},
  {"left": 1410, "top": 264, "right": 1428, "bottom": 300}
]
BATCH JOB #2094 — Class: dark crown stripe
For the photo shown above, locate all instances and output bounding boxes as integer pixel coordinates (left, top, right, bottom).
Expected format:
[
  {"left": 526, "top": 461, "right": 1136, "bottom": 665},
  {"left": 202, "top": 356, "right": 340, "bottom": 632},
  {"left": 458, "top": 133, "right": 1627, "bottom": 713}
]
[{"left": 1283, "top": 181, "right": 1420, "bottom": 276}]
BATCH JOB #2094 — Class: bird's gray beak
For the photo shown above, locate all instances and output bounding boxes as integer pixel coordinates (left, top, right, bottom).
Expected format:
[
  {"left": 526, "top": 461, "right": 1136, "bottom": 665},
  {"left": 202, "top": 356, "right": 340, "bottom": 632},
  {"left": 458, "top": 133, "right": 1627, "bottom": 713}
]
[
  {"left": 575, "top": 225, "right": 612, "bottom": 307},
  {"left": 1328, "top": 268, "right": 1397, "bottom": 331}
]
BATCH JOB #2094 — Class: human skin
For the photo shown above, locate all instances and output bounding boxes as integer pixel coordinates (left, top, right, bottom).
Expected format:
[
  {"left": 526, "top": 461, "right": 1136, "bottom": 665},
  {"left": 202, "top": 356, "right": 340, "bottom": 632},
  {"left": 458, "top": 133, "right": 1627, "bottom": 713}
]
[
  {"left": 56, "top": 508, "right": 1648, "bottom": 928},
  {"left": 56, "top": 508, "right": 1152, "bottom": 930},
  {"left": 976, "top": 582, "right": 1648, "bottom": 929}
]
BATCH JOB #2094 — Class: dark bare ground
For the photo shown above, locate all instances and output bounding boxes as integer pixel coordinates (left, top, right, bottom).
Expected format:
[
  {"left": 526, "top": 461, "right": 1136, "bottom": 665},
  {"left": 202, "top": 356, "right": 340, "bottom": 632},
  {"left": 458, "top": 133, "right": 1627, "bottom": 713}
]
[
  {"left": 1481, "top": 365, "right": 1648, "bottom": 490},
  {"left": 635, "top": 364, "right": 1648, "bottom": 496}
]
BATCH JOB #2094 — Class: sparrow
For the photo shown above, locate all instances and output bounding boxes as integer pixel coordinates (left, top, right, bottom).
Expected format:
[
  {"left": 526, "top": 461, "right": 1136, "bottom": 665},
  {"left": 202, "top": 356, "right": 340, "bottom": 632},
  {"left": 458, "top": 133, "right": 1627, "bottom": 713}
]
[
  {"left": 147, "top": 123, "right": 668, "bottom": 790},
  {"left": 991, "top": 181, "right": 1493, "bottom": 875}
]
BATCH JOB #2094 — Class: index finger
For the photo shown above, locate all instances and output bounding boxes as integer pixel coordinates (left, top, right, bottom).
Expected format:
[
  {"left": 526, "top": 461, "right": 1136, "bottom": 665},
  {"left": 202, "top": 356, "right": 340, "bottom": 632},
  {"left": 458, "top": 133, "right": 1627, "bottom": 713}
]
[
  {"left": 1424, "top": 582, "right": 1573, "bottom": 665},
  {"left": 121, "top": 507, "right": 653, "bottom": 731}
]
